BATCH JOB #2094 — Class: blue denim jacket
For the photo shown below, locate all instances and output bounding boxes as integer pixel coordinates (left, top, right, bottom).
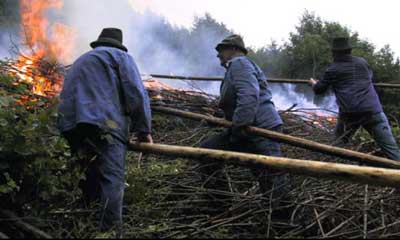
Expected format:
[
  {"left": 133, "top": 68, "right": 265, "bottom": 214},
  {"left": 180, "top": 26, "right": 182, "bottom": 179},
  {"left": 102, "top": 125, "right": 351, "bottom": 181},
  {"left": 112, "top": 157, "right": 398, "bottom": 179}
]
[
  {"left": 219, "top": 56, "right": 283, "bottom": 129},
  {"left": 58, "top": 46, "right": 152, "bottom": 142},
  {"left": 314, "top": 55, "right": 383, "bottom": 114}
]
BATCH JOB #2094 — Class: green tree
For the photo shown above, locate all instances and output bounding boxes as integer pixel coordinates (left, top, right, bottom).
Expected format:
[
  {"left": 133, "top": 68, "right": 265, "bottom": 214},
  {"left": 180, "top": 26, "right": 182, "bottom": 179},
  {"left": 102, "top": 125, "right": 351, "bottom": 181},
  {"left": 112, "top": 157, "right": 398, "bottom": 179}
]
[
  {"left": 281, "top": 11, "right": 351, "bottom": 79},
  {"left": 183, "top": 13, "right": 233, "bottom": 75},
  {"left": 373, "top": 45, "right": 400, "bottom": 82},
  {"left": 249, "top": 41, "right": 286, "bottom": 78},
  {"left": 251, "top": 10, "right": 400, "bottom": 83}
]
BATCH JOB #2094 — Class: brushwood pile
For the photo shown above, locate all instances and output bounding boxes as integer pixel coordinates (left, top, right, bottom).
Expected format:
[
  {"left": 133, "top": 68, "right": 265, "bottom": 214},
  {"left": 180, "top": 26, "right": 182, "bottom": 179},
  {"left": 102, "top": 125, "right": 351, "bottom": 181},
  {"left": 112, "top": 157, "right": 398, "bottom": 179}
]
[{"left": 1, "top": 64, "right": 400, "bottom": 238}]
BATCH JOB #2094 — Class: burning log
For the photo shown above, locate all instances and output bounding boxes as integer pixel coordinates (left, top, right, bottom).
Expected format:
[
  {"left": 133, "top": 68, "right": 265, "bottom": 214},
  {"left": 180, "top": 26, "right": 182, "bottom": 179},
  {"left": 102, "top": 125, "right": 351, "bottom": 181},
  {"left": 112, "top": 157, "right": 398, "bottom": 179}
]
[
  {"left": 151, "top": 106, "right": 400, "bottom": 169},
  {"left": 129, "top": 142, "right": 400, "bottom": 188},
  {"left": 149, "top": 74, "right": 400, "bottom": 89},
  {"left": 0, "top": 55, "right": 64, "bottom": 96}
]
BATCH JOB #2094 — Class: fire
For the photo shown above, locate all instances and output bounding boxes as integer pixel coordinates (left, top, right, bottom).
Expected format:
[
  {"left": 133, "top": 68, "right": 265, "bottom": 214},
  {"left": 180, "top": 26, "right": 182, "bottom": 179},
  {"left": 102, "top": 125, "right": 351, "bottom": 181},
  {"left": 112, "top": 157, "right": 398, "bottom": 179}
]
[
  {"left": 144, "top": 79, "right": 176, "bottom": 92},
  {"left": 144, "top": 79, "right": 176, "bottom": 101},
  {"left": 326, "top": 117, "right": 337, "bottom": 123},
  {"left": 308, "top": 112, "right": 337, "bottom": 129},
  {"left": 10, "top": 0, "right": 75, "bottom": 97}
]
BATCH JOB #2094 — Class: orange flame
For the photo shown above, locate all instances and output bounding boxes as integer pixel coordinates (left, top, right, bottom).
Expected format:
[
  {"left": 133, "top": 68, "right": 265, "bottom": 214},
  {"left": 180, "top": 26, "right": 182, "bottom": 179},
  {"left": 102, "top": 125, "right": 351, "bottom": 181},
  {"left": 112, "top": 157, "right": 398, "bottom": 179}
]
[
  {"left": 20, "top": 0, "right": 74, "bottom": 62},
  {"left": 308, "top": 112, "right": 337, "bottom": 128},
  {"left": 10, "top": 0, "right": 75, "bottom": 97}
]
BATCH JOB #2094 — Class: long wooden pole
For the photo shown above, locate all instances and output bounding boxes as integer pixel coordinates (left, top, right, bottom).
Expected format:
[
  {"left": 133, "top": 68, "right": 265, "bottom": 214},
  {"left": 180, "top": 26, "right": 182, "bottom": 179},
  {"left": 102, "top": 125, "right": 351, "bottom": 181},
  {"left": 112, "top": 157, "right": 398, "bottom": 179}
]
[
  {"left": 129, "top": 142, "right": 400, "bottom": 188},
  {"left": 149, "top": 74, "right": 400, "bottom": 89},
  {"left": 151, "top": 106, "right": 400, "bottom": 169}
]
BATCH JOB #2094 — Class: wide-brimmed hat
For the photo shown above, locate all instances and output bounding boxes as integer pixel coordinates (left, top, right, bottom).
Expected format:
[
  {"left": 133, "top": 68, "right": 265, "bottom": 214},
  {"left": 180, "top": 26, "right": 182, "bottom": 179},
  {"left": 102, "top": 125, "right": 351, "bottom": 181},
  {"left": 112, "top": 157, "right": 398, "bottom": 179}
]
[
  {"left": 216, "top": 34, "right": 248, "bottom": 55},
  {"left": 90, "top": 28, "right": 128, "bottom": 52},
  {"left": 332, "top": 37, "right": 352, "bottom": 51}
]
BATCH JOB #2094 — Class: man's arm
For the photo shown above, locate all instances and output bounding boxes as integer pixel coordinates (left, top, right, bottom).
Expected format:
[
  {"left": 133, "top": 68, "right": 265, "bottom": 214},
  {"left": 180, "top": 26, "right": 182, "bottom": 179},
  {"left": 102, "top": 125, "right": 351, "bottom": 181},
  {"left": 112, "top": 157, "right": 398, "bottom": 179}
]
[
  {"left": 231, "top": 59, "right": 260, "bottom": 127},
  {"left": 310, "top": 66, "right": 336, "bottom": 95},
  {"left": 118, "top": 54, "right": 152, "bottom": 141}
]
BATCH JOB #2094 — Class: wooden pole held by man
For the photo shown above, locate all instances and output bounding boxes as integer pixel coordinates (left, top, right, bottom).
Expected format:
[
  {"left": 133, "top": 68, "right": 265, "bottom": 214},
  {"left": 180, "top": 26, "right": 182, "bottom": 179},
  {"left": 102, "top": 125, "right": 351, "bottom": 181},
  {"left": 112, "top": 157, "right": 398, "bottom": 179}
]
[
  {"left": 129, "top": 142, "right": 400, "bottom": 188},
  {"left": 151, "top": 106, "right": 400, "bottom": 169}
]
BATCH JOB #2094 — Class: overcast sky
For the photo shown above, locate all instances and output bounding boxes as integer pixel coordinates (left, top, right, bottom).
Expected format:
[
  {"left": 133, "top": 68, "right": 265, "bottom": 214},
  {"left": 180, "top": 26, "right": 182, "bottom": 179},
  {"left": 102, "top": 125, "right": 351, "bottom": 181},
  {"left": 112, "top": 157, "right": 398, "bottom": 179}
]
[{"left": 128, "top": 0, "right": 400, "bottom": 57}]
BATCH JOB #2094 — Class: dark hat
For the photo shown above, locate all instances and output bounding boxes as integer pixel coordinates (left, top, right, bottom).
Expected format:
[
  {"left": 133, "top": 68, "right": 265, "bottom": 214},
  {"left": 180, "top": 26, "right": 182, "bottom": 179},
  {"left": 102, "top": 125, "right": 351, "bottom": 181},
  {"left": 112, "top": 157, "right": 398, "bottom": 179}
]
[
  {"left": 332, "top": 37, "right": 352, "bottom": 51},
  {"left": 216, "top": 34, "right": 248, "bottom": 55},
  {"left": 90, "top": 28, "right": 128, "bottom": 52}
]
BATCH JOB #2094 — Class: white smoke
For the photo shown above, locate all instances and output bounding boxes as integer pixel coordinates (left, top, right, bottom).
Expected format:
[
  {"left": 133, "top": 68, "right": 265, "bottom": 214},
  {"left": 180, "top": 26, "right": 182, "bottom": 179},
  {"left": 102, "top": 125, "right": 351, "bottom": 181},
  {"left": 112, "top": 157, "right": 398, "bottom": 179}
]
[
  {"left": 63, "top": 0, "right": 224, "bottom": 74},
  {"left": 0, "top": 30, "right": 17, "bottom": 59},
  {"left": 271, "top": 84, "right": 338, "bottom": 114},
  {"left": 61, "top": 0, "right": 337, "bottom": 113}
]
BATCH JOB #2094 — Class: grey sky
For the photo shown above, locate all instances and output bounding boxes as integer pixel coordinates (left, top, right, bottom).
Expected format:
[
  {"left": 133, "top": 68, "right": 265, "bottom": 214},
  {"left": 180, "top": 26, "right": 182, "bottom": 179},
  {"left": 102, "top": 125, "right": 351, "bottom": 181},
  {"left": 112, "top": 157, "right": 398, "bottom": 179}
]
[{"left": 128, "top": 0, "right": 400, "bottom": 57}]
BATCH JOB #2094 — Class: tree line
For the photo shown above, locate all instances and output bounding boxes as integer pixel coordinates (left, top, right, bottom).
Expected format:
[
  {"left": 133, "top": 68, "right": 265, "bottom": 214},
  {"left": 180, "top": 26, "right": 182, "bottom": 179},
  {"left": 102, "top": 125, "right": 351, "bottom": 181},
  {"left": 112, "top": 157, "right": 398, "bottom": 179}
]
[{"left": 1, "top": 2, "right": 399, "bottom": 82}]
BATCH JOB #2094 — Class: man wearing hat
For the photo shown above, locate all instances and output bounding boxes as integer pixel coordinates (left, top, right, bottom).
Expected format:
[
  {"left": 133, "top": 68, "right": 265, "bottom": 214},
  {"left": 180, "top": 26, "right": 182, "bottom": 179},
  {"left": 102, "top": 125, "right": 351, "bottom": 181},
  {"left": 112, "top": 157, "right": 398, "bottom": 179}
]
[
  {"left": 58, "top": 28, "right": 153, "bottom": 234},
  {"left": 309, "top": 37, "right": 400, "bottom": 160},
  {"left": 198, "top": 35, "right": 288, "bottom": 203}
]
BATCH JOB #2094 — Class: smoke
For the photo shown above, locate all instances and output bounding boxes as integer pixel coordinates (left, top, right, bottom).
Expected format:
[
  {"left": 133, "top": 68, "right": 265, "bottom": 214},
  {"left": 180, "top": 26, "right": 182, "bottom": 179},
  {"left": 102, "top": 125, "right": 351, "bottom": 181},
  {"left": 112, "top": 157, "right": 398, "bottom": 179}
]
[
  {"left": 271, "top": 84, "right": 338, "bottom": 113},
  {"left": 63, "top": 1, "right": 225, "bottom": 73},
  {"left": 0, "top": 0, "right": 19, "bottom": 58},
  {"left": 61, "top": 0, "right": 337, "bottom": 113},
  {"left": 0, "top": 29, "right": 20, "bottom": 59},
  {"left": 0, "top": 33, "right": 9, "bottom": 58}
]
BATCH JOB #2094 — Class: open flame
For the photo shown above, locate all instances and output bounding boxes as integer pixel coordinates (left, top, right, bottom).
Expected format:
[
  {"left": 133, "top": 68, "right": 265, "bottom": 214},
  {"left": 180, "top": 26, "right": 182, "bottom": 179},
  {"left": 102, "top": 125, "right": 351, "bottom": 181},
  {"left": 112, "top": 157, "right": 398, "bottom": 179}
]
[
  {"left": 308, "top": 112, "right": 337, "bottom": 128},
  {"left": 9, "top": 0, "right": 75, "bottom": 97},
  {"left": 144, "top": 79, "right": 176, "bottom": 101}
]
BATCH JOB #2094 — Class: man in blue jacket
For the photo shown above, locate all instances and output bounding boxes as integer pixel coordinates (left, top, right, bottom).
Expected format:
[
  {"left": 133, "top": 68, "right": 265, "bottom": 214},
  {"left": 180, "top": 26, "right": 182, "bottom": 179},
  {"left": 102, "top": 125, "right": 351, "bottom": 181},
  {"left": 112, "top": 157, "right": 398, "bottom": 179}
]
[
  {"left": 309, "top": 37, "right": 400, "bottom": 160},
  {"left": 198, "top": 35, "right": 287, "bottom": 202},
  {"left": 58, "top": 28, "right": 152, "bottom": 234}
]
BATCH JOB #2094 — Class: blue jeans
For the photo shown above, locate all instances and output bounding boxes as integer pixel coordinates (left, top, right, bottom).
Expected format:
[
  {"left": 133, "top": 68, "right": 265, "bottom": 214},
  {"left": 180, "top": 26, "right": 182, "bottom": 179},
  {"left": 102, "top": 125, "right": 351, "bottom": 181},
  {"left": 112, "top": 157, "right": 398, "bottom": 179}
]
[
  {"left": 336, "top": 112, "right": 400, "bottom": 160},
  {"left": 64, "top": 124, "right": 127, "bottom": 231},
  {"left": 198, "top": 125, "right": 288, "bottom": 198}
]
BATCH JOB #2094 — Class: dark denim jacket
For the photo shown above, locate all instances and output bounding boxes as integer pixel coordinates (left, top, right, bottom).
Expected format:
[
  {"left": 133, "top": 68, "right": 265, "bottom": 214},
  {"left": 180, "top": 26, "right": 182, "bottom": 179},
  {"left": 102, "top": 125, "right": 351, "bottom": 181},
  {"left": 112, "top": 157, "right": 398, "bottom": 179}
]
[
  {"left": 58, "top": 46, "right": 152, "bottom": 142},
  {"left": 314, "top": 55, "right": 383, "bottom": 114},
  {"left": 219, "top": 56, "right": 283, "bottom": 129}
]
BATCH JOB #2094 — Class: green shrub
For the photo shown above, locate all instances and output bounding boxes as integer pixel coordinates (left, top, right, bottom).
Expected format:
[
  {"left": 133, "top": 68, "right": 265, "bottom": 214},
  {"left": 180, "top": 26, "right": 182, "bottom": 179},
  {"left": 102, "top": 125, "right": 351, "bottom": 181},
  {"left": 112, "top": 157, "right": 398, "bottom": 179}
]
[{"left": 0, "top": 73, "right": 80, "bottom": 210}]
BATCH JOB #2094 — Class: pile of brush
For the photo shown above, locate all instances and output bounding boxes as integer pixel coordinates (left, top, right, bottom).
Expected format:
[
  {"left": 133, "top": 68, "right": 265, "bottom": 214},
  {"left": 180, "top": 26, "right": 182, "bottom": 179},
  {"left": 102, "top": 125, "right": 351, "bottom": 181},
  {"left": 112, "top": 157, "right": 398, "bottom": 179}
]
[
  {"left": 2, "top": 68, "right": 400, "bottom": 238},
  {"left": 42, "top": 79, "right": 400, "bottom": 238}
]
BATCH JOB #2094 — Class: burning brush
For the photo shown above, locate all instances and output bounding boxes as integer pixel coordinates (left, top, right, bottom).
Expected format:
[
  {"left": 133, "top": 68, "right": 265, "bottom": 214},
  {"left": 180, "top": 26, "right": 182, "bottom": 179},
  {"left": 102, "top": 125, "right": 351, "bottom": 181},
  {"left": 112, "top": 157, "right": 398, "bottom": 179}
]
[{"left": 2, "top": 0, "right": 75, "bottom": 100}]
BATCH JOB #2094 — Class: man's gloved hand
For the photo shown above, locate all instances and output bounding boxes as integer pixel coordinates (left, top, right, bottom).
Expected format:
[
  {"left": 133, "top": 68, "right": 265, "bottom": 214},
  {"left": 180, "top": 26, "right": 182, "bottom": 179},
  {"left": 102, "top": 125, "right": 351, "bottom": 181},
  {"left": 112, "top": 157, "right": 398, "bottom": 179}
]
[
  {"left": 308, "top": 78, "right": 319, "bottom": 87},
  {"left": 230, "top": 125, "right": 248, "bottom": 145}
]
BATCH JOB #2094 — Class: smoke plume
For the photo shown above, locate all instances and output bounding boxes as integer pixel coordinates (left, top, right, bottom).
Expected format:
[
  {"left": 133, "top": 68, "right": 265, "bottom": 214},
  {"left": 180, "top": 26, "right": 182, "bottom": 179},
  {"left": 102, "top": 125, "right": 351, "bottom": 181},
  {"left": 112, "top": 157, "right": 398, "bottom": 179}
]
[{"left": 4, "top": 0, "right": 338, "bottom": 113}]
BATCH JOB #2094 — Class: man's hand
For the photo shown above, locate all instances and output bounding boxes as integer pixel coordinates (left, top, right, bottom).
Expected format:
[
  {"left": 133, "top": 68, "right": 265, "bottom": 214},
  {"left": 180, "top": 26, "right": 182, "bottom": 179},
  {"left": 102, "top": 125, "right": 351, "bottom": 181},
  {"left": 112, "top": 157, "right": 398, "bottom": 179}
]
[
  {"left": 138, "top": 134, "right": 153, "bottom": 144},
  {"left": 230, "top": 125, "right": 248, "bottom": 145},
  {"left": 131, "top": 133, "right": 154, "bottom": 144},
  {"left": 309, "top": 78, "right": 318, "bottom": 87}
]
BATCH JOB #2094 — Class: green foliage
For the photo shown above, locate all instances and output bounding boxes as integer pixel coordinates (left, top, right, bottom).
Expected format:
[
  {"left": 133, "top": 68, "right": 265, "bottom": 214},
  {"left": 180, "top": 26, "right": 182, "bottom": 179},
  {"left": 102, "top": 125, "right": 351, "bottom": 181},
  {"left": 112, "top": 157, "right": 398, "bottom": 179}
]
[
  {"left": 377, "top": 88, "right": 400, "bottom": 119},
  {"left": 249, "top": 11, "right": 400, "bottom": 83},
  {"left": 0, "top": 72, "right": 80, "bottom": 209},
  {"left": 259, "top": 11, "right": 352, "bottom": 79},
  {"left": 373, "top": 45, "right": 400, "bottom": 82},
  {"left": 124, "top": 154, "right": 187, "bottom": 204}
]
